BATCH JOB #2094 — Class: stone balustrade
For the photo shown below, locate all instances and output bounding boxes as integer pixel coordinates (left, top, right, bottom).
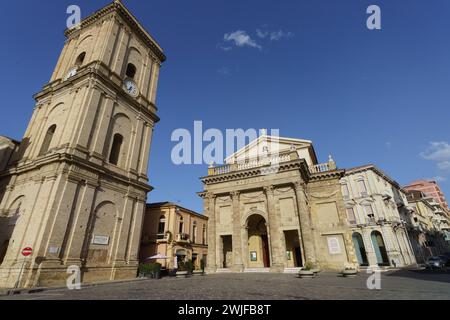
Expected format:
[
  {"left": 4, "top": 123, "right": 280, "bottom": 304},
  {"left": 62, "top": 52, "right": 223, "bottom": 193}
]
[
  {"left": 208, "top": 152, "right": 295, "bottom": 176},
  {"left": 207, "top": 152, "right": 338, "bottom": 176},
  {"left": 309, "top": 163, "right": 331, "bottom": 173}
]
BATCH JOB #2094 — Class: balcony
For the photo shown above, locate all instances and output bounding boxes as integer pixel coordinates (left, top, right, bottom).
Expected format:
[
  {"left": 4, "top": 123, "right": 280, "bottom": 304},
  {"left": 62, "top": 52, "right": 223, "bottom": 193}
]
[
  {"left": 175, "top": 233, "right": 190, "bottom": 243},
  {"left": 309, "top": 162, "right": 333, "bottom": 173},
  {"left": 156, "top": 233, "right": 171, "bottom": 243},
  {"left": 208, "top": 152, "right": 294, "bottom": 176}
]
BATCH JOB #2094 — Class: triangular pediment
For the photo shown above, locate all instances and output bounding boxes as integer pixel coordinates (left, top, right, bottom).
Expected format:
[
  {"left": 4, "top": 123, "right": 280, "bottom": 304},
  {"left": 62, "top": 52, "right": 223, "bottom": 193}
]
[{"left": 225, "top": 135, "right": 318, "bottom": 166}]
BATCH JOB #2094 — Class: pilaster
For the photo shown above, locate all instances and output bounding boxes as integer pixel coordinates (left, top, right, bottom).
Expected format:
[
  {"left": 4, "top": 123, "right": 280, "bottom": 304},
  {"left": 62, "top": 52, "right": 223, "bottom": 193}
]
[
  {"left": 231, "top": 191, "right": 244, "bottom": 272},
  {"left": 204, "top": 193, "right": 217, "bottom": 273},
  {"left": 264, "top": 186, "right": 284, "bottom": 272},
  {"left": 293, "top": 182, "right": 316, "bottom": 264}
]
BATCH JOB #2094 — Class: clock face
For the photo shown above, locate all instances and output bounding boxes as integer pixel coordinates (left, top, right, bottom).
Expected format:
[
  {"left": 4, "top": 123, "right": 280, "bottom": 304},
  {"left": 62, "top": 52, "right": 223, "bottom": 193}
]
[
  {"left": 124, "top": 79, "right": 139, "bottom": 97},
  {"left": 65, "top": 67, "right": 78, "bottom": 80}
]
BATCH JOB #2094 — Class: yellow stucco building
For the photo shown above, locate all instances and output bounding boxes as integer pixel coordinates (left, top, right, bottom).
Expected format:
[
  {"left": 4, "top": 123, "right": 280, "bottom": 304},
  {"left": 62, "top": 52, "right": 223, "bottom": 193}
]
[{"left": 140, "top": 203, "right": 208, "bottom": 271}]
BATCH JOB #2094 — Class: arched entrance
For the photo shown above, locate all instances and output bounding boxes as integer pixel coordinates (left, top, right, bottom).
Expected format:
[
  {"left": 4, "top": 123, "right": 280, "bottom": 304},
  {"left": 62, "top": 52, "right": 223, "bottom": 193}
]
[
  {"left": 176, "top": 249, "right": 188, "bottom": 263},
  {"left": 247, "top": 214, "right": 270, "bottom": 268},
  {"left": 82, "top": 201, "right": 117, "bottom": 266},
  {"left": 371, "top": 231, "right": 390, "bottom": 266},
  {"left": 0, "top": 196, "right": 24, "bottom": 265},
  {"left": 352, "top": 233, "right": 369, "bottom": 266}
]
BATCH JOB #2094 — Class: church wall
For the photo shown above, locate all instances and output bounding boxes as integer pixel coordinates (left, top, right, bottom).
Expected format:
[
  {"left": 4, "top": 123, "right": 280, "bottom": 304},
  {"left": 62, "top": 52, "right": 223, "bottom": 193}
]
[{"left": 306, "top": 177, "right": 357, "bottom": 269}]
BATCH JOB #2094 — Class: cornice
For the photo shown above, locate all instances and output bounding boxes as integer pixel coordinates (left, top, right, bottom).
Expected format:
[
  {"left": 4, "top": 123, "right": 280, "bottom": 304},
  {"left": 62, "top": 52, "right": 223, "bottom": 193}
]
[
  {"left": 33, "top": 61, "right": 160, "bottom": 124},
  {"left": 0, "top": 151, "right": 152, "bottom": 193},
  {"left": 65, "top": 1, "right": 166, "bottom": 63},
  {"left": 309, "top": 169, "right": 345, "bottom": 181},
  {"left": 201, "top": 160, "right": 309, "bottom": 185}
]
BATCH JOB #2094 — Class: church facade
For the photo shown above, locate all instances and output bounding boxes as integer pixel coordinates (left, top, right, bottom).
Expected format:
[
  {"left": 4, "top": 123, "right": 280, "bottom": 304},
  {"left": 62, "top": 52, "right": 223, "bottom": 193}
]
[
  {"left": 200, "top": 135, "right": 359, "bottom": 273},
  {"left": 0, "top": 1, "right": 165, "bottom": 288}
]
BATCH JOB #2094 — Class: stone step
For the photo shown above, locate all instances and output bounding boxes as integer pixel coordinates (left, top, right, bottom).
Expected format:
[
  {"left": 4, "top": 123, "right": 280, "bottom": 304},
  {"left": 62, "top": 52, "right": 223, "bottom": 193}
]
[
  {"left": 283, "top": 267, "right": 302, "bottom": 274},
  {"left": 244, "top": 268, "right": 270, "bottom": 273},
  {"left": 359, "top": 266, "right": 400, "bottom": 273},
  {"left": 216, "top": 268, "right": 233, "bottom": 273}
]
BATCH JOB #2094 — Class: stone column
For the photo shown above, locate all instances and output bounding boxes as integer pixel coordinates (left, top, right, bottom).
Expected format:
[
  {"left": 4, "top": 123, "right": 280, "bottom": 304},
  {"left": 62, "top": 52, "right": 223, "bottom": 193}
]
[
  {"left": 204, "top": 193, "right": 217, "bottom": 273},
  {"left": 231, "top": 191, "right": 244, "bottom": 272},
  {"left": 293, "top": 182, "right": 316, "bottom": 264},
  {"left": 264, "top": 186, "right": 284, "bottom": 272}
]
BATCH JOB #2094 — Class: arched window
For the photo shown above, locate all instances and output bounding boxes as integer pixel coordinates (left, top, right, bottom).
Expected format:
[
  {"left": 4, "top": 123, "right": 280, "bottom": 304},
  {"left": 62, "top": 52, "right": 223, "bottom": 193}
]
[
  {"left": 109, "top": 134, "right": 123, "bottom": 165},
  {"left": 39, "top": 125, "right": 56, "bottom": 156},
  {"left": 192, "top": 221, "right": 197, "bottom": 244},
  {"left": 126, "top": 63, "right": 137, "bottom": 79},
  {"left": 178, "top": 216, "right": 184, "bottom": 234},
  {"left": 75, "top": 52, "right": 86, "bottom": 66},
  {"left": 157, "top": 215, "right": 166, "bottom": 239}
]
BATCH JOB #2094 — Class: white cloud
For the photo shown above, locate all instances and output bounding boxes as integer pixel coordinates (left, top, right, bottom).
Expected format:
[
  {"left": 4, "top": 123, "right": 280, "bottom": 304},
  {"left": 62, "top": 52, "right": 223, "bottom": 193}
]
[
  {"left": 433, "top": 176, "right": 447, "bottom": 182},
  {"left": 224, "top": 30, "right": 261, "bottom": 50},
  {"left": 438, "top": 161, "right": 450, "bottom": 172},
  {"left": 420, "top": 141, "right": 450, "bottom": 162},
  {"left": 256, "top": 29, "right": 294, "bottom": 41},
  {"left": 256, "top": 29, "right": 269, "bottom": 39},
  {"left": 421, "top": 141, "right": 450, "bottom": 174},
  {"left": 219, "top": 45, "right": 232, "bottom": 52},
  {"left": 270, "top": 30, "right": 295, "bottom": 41}
]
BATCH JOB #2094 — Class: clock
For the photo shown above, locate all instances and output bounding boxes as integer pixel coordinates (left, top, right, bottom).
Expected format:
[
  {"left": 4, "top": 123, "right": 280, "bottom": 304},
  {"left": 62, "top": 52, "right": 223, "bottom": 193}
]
[
  {"left": 123, "top": 79, "right": 139, "bottom": 97},
  {"left": 65, "top": 67, "right": 78, "bottom": 80}
]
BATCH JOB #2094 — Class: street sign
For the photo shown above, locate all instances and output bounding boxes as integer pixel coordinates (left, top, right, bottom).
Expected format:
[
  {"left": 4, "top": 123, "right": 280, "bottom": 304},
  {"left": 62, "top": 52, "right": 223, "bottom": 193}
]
[{"left": 21, "top": 247, "right": 33, "bottom": 257}]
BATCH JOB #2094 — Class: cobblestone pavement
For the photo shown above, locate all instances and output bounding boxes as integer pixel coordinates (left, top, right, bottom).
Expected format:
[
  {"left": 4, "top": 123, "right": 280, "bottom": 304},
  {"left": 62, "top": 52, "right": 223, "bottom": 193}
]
[{"left": 1, "top": 269, "right": 450, "bottom": 300}]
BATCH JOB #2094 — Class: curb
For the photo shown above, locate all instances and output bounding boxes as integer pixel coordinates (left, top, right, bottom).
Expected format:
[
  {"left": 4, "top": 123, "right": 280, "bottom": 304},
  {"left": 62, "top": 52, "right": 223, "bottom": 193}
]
[{"left": 0, "top": 277, "right": 150, "bottom": 297}]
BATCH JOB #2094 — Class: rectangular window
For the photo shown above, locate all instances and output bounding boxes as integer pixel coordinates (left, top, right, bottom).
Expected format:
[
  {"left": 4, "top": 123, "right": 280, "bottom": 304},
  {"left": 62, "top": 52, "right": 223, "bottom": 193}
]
[
  {"left": 364, "top": 204, "right": 375, "bottom": 222},
  {"left": 346, "top": 208, "right": 357, "bottom": 225},
  {"left": 202, "top": 226, "right": 207, "bottom": 245},
  {"left": 179, "top": 222, "right": 184, "bottom": 234},
  {"left": 358, "top": 180, "right": 368, "bottom": 197},
  {"left": 192, "top": 226, "right": 197, "bottom": 244},
  {"left": 342, "top": 184, "right": 350, "bottom": 199}
]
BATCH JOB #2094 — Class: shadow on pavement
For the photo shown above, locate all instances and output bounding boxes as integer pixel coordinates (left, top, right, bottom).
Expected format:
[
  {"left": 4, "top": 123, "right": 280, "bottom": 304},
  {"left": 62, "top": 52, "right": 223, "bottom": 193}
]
[{"left": 385, "top": 268, "right": 450, "bottom": 284}]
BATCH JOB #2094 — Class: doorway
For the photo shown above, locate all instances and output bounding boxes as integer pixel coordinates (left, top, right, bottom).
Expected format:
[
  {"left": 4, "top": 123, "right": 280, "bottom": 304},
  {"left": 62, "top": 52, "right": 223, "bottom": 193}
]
[
  {"left": 261, "top": 235, "right": 270, "bottom": 268},
  {"left": 352, "top": 232, "right": 369, "bottom": 266},
  {"left": 284, "top": 230, "right": 303, "bottom": 268},
  {"left": 221, "top": 235, "right": 233, "bottom": 268},
  {"left": 371, "top": 231, "right": 390, "bottom": 266},
  {"left": 0, "top": 240, "right": 9, "bottom": 265},
  {"left": 247, "top": 214, "right": 271, "bottom": 268}
]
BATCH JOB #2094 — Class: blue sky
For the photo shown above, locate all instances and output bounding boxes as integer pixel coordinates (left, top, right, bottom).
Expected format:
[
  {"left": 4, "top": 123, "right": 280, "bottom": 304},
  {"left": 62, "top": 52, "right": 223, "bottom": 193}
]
[{"left": 1, "top": 0, "right": 450, "bottom": 212}]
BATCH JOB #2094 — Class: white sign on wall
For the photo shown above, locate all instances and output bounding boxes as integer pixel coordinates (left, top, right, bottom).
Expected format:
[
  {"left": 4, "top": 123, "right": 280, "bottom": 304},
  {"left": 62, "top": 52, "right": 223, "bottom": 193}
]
[
  {"left": 327, "top": 237, "right": 341, "bottom": 255},
  {"left": 92, "top": 235, "right": 110, "bottom": 246},
  {"left": 48, "top": 246, "right": 59, "bottom": 254}
]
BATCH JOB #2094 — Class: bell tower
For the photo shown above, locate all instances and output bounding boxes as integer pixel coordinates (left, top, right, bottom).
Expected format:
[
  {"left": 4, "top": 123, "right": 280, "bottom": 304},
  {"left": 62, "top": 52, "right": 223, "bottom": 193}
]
[{"left": 0, "top": 1, "right": 165, "bottom": 288}]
